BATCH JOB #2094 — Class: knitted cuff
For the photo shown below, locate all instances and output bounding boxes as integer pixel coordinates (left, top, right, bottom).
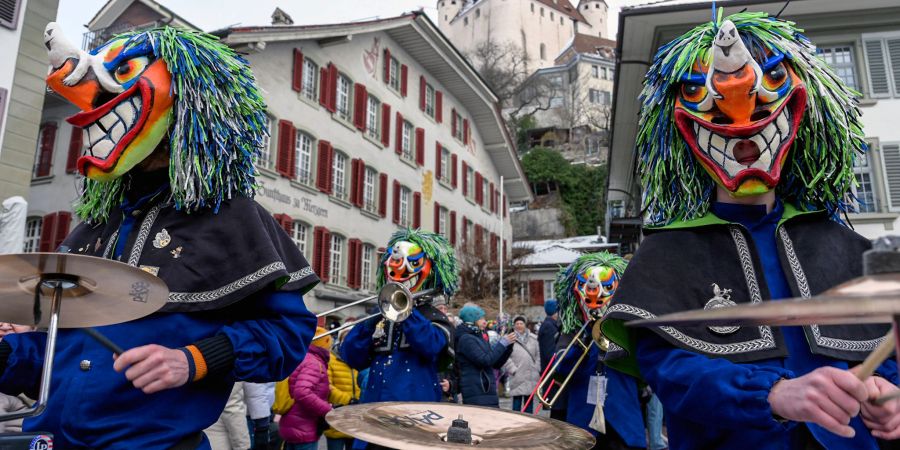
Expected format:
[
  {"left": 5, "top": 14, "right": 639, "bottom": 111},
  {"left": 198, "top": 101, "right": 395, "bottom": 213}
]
[
  {"left": 178, "top": 347, "right": 196, "bottom": 382},
  {"left": 0, "top": 341, "right": 11, "bottom": 376},
  {"left": 188, "top": 334, "right": 235, "bottom": 381}
]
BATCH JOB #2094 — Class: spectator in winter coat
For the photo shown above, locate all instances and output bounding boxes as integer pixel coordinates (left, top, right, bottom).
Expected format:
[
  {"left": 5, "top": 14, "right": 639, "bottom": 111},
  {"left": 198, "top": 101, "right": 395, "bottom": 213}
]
[
  {"left": 204, "top": 382, "right": 251, "bottom": 450},
  {"left": 0, "top": 323, "right": 32, "bottom": 434},
  {"left": 325, "top": 330, "right": 360, "bottom": 450},
  {"left": 537, "top": 300, "right": 568, "bottom": 421},
  {"left": 243, "top": 382, "right": 275, "bottom": 449},
  {"left": 279, "top": 328, "right": 333, "bottom": 450},
  {"left": 455, "top": 305, "right": 515, "bottom": 407},
  {"left": 502, "top": 316, "right": 541, "bottom": 413}
]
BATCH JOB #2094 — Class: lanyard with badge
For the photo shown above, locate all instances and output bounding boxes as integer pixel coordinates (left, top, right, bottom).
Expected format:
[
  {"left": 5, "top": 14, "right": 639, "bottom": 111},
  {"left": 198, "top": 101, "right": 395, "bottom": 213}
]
[{"left": 587, "top": 365, "right": 608, "bottom": 433}]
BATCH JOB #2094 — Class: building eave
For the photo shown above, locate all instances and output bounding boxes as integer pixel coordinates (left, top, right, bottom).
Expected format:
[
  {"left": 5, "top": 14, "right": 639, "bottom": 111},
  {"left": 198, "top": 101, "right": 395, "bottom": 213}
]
[{"left": 87, "top": 0, "right": 199, "bottom": 32}]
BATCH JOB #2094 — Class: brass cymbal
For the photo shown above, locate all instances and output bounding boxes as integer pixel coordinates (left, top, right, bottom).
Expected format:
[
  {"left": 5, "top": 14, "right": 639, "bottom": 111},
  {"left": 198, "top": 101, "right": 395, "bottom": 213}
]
[
  {"left": 0, "top": 253, "right": 168, "bottom": 328},
  {"left": 628, "top": 273, "right": 900, "bottom": 328},
  {"left": 326, "top": 402, "right": 595, "bottom": 450}
]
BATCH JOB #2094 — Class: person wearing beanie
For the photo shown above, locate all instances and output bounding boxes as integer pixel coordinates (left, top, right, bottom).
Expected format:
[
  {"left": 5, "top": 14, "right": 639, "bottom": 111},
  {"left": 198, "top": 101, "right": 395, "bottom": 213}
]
[
  {"left": 455, "top": 305, "right": 516, "bottom": 406},
  {"left": 279, "top": 327, "right": 333, "bottom": 449},
  {"left": 538, "top": 299, "right": 567, "bottom": 420}
]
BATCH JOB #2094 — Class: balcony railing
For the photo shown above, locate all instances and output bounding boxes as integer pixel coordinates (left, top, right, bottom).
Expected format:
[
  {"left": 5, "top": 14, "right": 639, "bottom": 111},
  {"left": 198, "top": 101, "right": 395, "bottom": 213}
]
[{"left": 81, "top": 21, "right": 161, "bottom": 51}]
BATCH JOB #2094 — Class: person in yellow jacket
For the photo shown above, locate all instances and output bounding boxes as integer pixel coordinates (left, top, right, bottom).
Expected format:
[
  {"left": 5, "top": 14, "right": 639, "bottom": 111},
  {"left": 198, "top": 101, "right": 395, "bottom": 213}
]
[{"left": 325, "top": 329, "right": 360, "bottom": 450}]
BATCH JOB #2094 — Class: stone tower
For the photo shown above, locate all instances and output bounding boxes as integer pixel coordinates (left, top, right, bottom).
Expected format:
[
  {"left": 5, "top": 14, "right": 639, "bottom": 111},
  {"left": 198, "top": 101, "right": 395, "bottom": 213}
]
[
  {"left": 437, "top": 0, "right": 464, "bottom": 27},
  {"left": 577, "top": 0, "right": 609, "bottom": 38}
]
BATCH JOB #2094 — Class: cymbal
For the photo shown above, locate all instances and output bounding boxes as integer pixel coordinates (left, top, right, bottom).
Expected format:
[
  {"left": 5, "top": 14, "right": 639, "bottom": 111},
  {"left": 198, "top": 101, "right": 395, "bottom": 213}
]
[
  {"left": 326, "top": 402, "right": 595, "bottom": 450},
  {"left": 627, "top": 273, "right": 900, "bottom": 328},
  {"left": 0, "top": 253, "right": 168, "bottom": 328}
]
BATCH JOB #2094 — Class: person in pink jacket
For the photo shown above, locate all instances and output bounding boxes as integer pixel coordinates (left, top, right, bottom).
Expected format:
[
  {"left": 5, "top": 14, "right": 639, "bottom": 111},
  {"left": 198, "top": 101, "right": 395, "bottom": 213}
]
[{"left": 279, "top": 327, "right": 333, "bottom": 449}]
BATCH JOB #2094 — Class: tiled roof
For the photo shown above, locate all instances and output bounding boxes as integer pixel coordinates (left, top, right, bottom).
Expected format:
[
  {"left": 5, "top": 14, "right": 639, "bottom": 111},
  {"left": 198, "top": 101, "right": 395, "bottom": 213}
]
[{"left": 535, "top": 0, "right": 588, "bottom": 23}]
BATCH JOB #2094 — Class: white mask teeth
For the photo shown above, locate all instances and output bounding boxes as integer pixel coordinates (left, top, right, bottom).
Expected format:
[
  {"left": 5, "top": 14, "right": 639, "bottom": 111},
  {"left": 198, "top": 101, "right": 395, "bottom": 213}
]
[
  {"left": 84, "top": 93, "right": 141, "bottom": 162},
  {"left": 692, "top": 104, "right": 792, "bottom": 178}
]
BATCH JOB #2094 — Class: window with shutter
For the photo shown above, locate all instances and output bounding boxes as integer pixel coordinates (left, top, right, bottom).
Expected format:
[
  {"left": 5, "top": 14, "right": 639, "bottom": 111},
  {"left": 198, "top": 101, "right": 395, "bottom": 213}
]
[
  {"left": 529, "top": 280, "right": 544, "bottom": 306},
  {"left": 295, "top": 130, "right": 314, "bottom": 185},
  {"left": 38, "top": 213, "right": 56, "bottom": 253},
  {"left": 353, "top": 83, "right": 368, "bottom": 131},
  {"left": 400, "top": 64, "right": 408, "bottom": 96},
  {"left": 319, "top": 67, "right": 329, "bottom": 106},
  {"left": 864, "top": 40, "right": 892, "bottom": 98},
  {"left": 434, "top": 201, "right": 441, "bottom": 234},
  {"left": 419, "top": 75, "right": 426, "bottom": 111},
  {"left": 450, "top": 211, "right": 457, "bottom": 245},
  {"left": 435, "top": 142, "right": 442, "bottom": 178},
  {"left": 462, "top": 161, "right": 469, "bottom": 197},
  {"left": 292, "top": 49, "right": 304, "bottom": 92},
  {"left": 463, "top": 119, "right": 470, "bottom": 145},
  {"left": 0, "top": 0, "right": 21, "bottom": 30},
  {"left": 23, "top": 216, "right": 41, "bottom": 253},
  {"left": 379, "top": 173, "right": 388, "bottom": 217},
  {"left": 451, "top": 153, "right": 458, "bottom": 188},
  {"left": 34, "top": 122, "right": 57, "bottom": 178},
  {"left": 475, "top": 172, "right": 483, "bottom": 205},
  {"left": 490, "top": 182, "right": 495, "bottom": 212},
  {"left": 276, "top": 120, "right": 295, "bottom": 177},
  {"left": 887, "top": 39, "right": 900, "bottom": 96},
  {"left": 435, "top": 91, "right": 443, "bottom": 123},
  {"left": 347, "top": 239, "right": 359, "bottom": 289},
  {"left": 503, "top": 194, "right": 507, "bottom": 217},
  {"left": 395, "top": 112, "right": 404, "bottom": 155},
  {"left": 317, "top": 140, "right": 334, "bottom": 193},
  {"left": 881, "top": 143, "right": 900, "bottom": 211},
  {"left": 415, "top": 128, "right": 425, "bottom": 166},
  {"left": 66, "top": 126, "right": 83, "bottom": 174},
  {"left": 383, "top": 48, "right": 392, "bottom": 81},
  {"left": 491, "top": 233, "right": 498, "bottom": 263},
  {"left": 381, "top": 103, "right": 391, "bottom": 147},
  {"left": 273, "top": 213, "right": 293, "bottom": 234},
  {"left": 393, "top": 180, "right": 401, "bottom": 224},
  {"left": 413, "top": 192, "right": 421, "bottom": 228},
  {"left": 350, "top": 159, "right": 360, "bottom": 205}
]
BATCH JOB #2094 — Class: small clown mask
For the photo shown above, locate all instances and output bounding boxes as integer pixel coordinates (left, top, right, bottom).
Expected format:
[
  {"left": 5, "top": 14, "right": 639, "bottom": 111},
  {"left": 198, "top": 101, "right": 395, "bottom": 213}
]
[
  {"left": 574, "top": 265, "right": 619, "bottom": 319},
  {"left": 384, "top": 241, "right": 433, "bottom": 292},
  {"left": 43, "top": 23, "right": 174, "bottom": 181},
  {"left": 673, "top": 20, "right": 807, "bottom": 197}
]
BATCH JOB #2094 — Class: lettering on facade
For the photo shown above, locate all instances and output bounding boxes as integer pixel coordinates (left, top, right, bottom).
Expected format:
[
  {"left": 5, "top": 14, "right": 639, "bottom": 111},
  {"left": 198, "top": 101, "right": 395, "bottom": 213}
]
[{"left": 258, "top": 182, "right": 329, "bottom": 218}]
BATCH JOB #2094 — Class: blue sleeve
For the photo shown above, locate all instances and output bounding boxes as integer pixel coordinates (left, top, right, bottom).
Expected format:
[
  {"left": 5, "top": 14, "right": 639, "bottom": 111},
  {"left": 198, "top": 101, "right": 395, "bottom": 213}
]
[
  {"left": 875, "top": 358, "right": 899, "bottom": 386},
  {"left": 458, "top": 335, "right": 509, "bottom": 368},
  {"left": 401, "top": 310, "right": 447, "bottom": 359},
  {"left": 341, "top": 317, "right": 378, "bottom": 370},
  {"left": 219, "top": 290, "right": 316, "bottom": 382},
  {"left": 636, "top": 332, "right": 795, "bottom": 432},
  {"left": 0, "top": 331, "right": 47, "bottom": 399}
]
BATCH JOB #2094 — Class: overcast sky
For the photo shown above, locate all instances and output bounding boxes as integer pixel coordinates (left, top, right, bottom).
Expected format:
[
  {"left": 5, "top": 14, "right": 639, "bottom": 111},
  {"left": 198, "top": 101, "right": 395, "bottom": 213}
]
[{"left": 55, "top": 0, "right": 645, "bottom": 49}]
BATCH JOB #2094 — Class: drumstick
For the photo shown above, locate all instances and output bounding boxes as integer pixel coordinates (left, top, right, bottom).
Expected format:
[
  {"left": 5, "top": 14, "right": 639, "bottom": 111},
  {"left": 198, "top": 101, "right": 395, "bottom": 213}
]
[
  {"left": 82, "top": 327, "right": 125, "bottom": 355},
  {"left": 854, "top": 331, "right": 895, "bottom": 381}
]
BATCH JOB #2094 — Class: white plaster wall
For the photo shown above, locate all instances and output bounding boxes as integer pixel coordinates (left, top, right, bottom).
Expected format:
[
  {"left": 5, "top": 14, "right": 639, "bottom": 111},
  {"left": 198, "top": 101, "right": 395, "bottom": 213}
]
[{"left": 0, "top": 0, "right": 28, "bottom": 151}]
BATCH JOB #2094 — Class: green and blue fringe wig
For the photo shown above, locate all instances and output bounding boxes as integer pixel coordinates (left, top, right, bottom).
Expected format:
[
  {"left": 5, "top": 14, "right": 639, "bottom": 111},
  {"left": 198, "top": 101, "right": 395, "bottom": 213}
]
[
  {"left": 376, "top": 228, "right": 460, "bottom": 297},
  {"left": 76, "top": 27, "right": 267, "bottom": 222},
  {"left": 554, "top": 252, "right": 628, "bottom": 334},
  {"left": 637, "top": 10, "right": 866, "bottom": 225}
]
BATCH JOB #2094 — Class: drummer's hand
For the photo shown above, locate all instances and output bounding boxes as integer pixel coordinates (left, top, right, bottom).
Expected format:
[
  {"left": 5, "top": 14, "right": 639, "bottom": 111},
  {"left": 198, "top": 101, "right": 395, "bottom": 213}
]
[
  {"left": 113, "top": 344, "right": 190, "bottom": 394},
  {"left": 859, "top": 375, "right": 900, "bottom": 440},
  {"left": 768, "top": 366, "right": 868, "bottom": 438}
]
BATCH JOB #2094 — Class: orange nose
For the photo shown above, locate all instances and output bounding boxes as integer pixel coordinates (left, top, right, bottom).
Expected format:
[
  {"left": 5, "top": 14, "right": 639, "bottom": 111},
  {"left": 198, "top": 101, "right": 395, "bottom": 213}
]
[
  {"left": 46, "top": 59, "right": 100, "bottom": 111},
  {"left": 712, "top": 65, "right": 757, "bottom": 126}
]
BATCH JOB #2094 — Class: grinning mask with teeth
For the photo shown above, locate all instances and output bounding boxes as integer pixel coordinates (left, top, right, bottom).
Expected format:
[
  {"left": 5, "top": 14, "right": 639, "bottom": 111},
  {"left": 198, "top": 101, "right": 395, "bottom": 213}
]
[
  {"left": 43, "top": 23, "right": 267, "bottom": 222},
  {"left": 637, "top": 11, "right": 866, "bottom": 225},
  {"left": 574, "top": 265, "right": 619, "bottom": 320},
  {"left": 377, "top": 229, "right": 459, "bottom": 298},
  {"left": 555, "top": 252, "right": 628, "bottom": 334}
]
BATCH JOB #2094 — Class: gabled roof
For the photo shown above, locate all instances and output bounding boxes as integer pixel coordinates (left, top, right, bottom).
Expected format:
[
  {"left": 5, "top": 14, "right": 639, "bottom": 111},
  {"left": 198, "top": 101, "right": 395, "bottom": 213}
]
[
  {"left": 536, "top": 0, "right": 588, "bottom": 23},
  {"left": 555, "top": 33, "right": 616, "bottom": 64},
  {"left": 87, "top": 0, "right": 199, "bottom": 32},
  {"left": 215, "top": 12, "right": 533, "bottom": 202}
]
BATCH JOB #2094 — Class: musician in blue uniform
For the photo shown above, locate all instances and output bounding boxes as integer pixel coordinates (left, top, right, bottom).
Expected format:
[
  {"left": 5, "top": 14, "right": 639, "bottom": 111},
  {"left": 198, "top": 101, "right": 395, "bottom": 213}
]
[{"left": 0, "top": 25, "right": 318, "bottom": 449}]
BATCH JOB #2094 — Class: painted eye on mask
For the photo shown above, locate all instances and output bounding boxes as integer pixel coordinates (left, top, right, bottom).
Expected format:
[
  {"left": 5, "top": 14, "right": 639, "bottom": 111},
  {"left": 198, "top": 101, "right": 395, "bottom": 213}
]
[
  {"left": 761, "top": 62, "right": 789, "bottom": 94},
  {"left": 113, "top": 56, "right": 150, "bottom": 85},
  {"left": 679, "top": 82, "right": 713, "bottom": 112}
]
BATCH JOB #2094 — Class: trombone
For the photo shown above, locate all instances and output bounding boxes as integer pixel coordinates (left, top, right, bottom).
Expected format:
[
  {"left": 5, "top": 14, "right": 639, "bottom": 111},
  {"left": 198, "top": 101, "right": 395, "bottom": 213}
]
[
  {"left": 534, "top": 319, "right": 608, "bottom": 408},
  {"left": 313, "top": 282, "right": 438, "bottom": 339}
]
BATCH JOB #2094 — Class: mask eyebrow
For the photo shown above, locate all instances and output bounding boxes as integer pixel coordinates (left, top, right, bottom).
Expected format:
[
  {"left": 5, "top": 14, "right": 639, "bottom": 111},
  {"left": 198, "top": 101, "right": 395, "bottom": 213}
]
[
  {"left": 103, "top": 40, "right": 153, "bottom": 70},
  {"left": 679, "top": 73, "right": 706, "bottom": 85},
  {"left": 407, "top": 252, "right": 425, "bottom": 261},
  {"left": 762, "top": 50, "right": 785, "bottom": 71}
]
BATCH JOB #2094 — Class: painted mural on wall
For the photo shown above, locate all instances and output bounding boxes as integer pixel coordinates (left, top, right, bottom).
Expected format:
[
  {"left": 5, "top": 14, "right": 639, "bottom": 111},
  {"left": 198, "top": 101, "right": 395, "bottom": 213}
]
[
  {"left": 363, "top": 37, "right": 381, "bottom": 79},
  {"left": 422, "top": 170, "right": 434, "bottom": 202}
]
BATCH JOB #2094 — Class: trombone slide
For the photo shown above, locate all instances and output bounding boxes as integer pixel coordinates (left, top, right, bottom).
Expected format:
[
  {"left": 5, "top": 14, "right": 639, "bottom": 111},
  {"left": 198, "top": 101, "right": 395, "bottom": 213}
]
[{"left": 535, "top": 321, "right": 596, "bottom": 408}]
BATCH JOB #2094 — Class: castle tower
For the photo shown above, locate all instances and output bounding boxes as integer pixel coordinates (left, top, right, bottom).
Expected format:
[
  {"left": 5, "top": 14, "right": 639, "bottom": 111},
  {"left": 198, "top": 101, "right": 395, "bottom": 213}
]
[
  {"left": 437, "top": 0, "right": 464, "bottom": 27},
  {"left": 577, "top": 0, "right": 609, "bottom": 38}
]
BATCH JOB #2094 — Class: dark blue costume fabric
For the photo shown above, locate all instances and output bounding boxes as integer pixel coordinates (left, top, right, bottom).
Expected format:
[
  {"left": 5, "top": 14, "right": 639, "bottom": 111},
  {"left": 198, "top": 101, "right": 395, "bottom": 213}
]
[
  {"left": 557, "top": 343, "right": 646, "bottom": 448},
  {"left": 637, "top": 201, "right": 898, "bottom": 450}
]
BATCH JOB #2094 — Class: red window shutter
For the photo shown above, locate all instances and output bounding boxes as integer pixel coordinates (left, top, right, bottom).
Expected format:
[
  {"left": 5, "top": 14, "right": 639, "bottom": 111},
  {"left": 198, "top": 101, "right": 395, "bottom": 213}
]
[
  {"left": 313, "top": 227, "right": 323, "bottom": 277},
  {"left": 503, "top": 194, "right": 507, "bottom": 217},
  {"left": 435, "top": 91, "right": 443, "bottom": 123},
  {"left": 413, "top": 192, "right": 421, "bottom": 228},
  {"left": 65, "top": 126, "right": 83, "bottom": 174},
  {"left": 276, "top": 120, "right": 295, "bottom": 178},
  {"left": 490, "top": 182, "right": 495, "bottom": 213},
  {"left": 321, "top": 229, "right": 332, "bottom": 283},
  {"left": 356, "top": 160, "right": 366, "bottom": 208},
  {"left": 530, "top": 280, "right": 544, "bottom": 306},
  {"left": 419, "top": 75, "right": 426, "bottom": 111},
  {"left": 381, "top": 103, "right": 391, "bottom": 147},
  {"left": 434, "top": 201, "right": 440, "bottom": 234},
  {"left": 451, "top": 154, "right": 458, "bottom": 188},
  {"left": 292, "top": 48, "right": 304, "bottom": 92},
  {"left": 415, "top": 128, "right": 424, "bottom": 166},
  {"left": 319, "top": 67, "right": 329, "bottom": 106},
  {"left": 503, "top": 240, "right": 508, "bottom": 261},
  {"left": 383, "top": 48, "right": 391, "bottom": 81},
  {"left": 353, "top": 83, "right": 368, "bottom": 131},
  {"left": 54, "top": 212, "right": 71, "bottom": 250},
  {"left": 353, "top": 239, "right": 363, "bottom": 289},
  {"left": 463, "top": 119, "right": 470, "bottom": 145},
  {"left": 462, "top": 217, "right": 468, "bottom": 245},
  {"left": 349, "top": 159, "right": 360, "bottom": 205},
  {"left": 346, "top": 239, "right": 358, "bottom": 289},
  {"left": 451, "top": 109, "right": 457, "bottom": 137},
  {"left": 38, "top": 213, "right": 56, "bottom": 252},
  {"left": 491, "top": 233, "right": 498, "bottom": 263},
  {"left": 273, "top": 213, "right": 293, "bottom": 235},
  {"left": 395, "top": 112, "right": 403, "bottom": 155},
  {"left": 462, "top": 161, "right": 468, "bottom": 196},
  {"left": 379, "top": 173, "right": 388, "bottom": 218},
  {"left": 392, "top": 180, "right": 401, "bottom": 224},
  {"left": 35, "top": 123, "right": 56, "bottom": 177},
  {"left": 475, "top": 172, "right": 483, "bottom": 205},
  {"left": 400, "top": 64, "right": 408, "bottom": 97},
  {"left": 435, "top": 142, "right": 442, "bottom": 178},
  {"left": 449, "top": 211, "right": 457, "bottom": 245},
  {"left": 316, "top": 140, "right": 333, "bottom": 193},
  {"left": 475, "top": 224, "right": 483, "bottom": 249},
  {"left": 326, "top": 63, "right": 338, "bottom": 113}
]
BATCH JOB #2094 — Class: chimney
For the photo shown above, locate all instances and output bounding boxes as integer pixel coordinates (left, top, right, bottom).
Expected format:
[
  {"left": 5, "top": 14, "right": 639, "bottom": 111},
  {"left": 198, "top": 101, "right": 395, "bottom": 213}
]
[{"left": 271, "top": 7, "right": 294, "bottom": 25}]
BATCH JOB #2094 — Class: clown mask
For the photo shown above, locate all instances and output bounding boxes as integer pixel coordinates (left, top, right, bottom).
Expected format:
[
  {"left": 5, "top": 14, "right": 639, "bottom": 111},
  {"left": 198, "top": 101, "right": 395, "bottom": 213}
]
[
  {"left": 574, "top": 265, "right": 619, "bottom": 320},
  {"left": 43, "top": 23, "right": 174, "bottom": 181},
  {"left": 384, "top": 241, "right": 433, "bottom": 292},
  {"left": 674, "top": 20, "right": 807, "bottom": 197}
]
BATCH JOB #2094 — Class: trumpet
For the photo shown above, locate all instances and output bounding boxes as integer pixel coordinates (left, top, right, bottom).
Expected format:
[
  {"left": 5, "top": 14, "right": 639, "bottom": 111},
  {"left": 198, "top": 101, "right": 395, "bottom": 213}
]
[
  {"left": 313, "top": 282, "right": 438, "bottom": 339},
  {"left": 534, "top": 319, "right": 608, "bottom": 408}
]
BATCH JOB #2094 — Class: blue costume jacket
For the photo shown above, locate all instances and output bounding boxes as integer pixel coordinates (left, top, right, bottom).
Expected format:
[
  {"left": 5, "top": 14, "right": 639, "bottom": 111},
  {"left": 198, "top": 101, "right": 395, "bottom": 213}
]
[
  {"left": 454, "top": 323, "right": 513, "bottom": 407},
  {"left": 0, "top": 176, "right": 318, "bottom": 449},
  {"left": 557, "top": 339, "right": 646, "bottom": 448},
  {"left": 632, "top": 202, "right": 899, "bottom": 450}
]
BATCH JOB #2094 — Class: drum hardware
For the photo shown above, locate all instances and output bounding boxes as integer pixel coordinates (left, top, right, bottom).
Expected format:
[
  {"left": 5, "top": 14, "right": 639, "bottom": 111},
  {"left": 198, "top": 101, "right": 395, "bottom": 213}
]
[
  {"left": 314, "top": 282, "right": 438, "bottom": 339},
  {"left": 0, "top": 253, "right": 168, "bottom": 423},
  {"left": 444, "top": 415, "right": 472, "bottom": 444}
]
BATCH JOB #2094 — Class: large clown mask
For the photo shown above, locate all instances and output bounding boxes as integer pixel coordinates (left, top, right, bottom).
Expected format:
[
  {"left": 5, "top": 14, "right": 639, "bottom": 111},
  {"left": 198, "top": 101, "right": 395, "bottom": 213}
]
[
  {"left": 674, "top": 20, "right": 807, "bottom": 197},
  {"left": 384, "top": 241, "right": 433, "bottom": 292},
  {"left": 574, "top": 265, "right": 619, "bottom": 321},
  {"left": 43, "top": 23, "right": 173, "bottom": 182}
]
